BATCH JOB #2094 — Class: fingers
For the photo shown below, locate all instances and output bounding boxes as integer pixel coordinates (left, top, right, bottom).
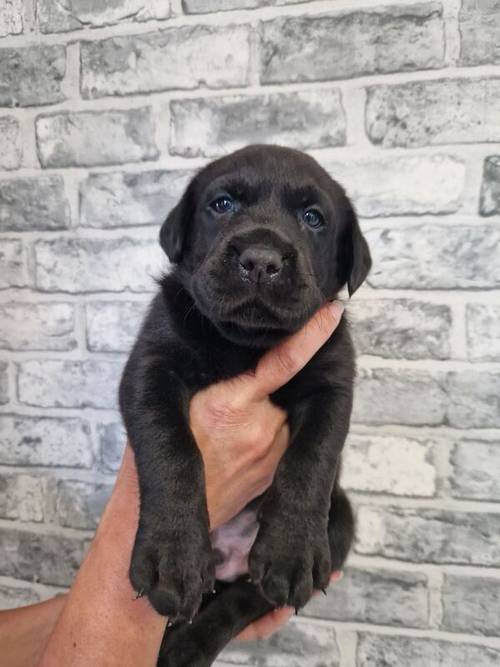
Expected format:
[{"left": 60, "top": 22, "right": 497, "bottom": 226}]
[
  {"left": 236, "top": 570, "right": 344, "bottom": 642},
  {"left": 247, "top": 301, "right": 344, "bottom": 401}
]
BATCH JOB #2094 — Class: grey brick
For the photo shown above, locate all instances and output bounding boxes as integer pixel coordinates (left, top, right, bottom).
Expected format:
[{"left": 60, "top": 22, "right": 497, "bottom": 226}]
[
  {"left": 0, "top": 416, "right": 93, "bottom": 468},
  {"left": 18, "top": 360, "right": 122, "bottom": 409},
  {"left": 219, "top": 618, "right": 339, "bottom": 666},
  {"left": 81, "top": 24, "right": 250, "bottom": 98},
  {"left": 0, "top": 45, "right": 65, "bottom": 107},
  {"left": 38, "top": 0, "right": 171, "bottom": 33},
  {"left": 86, "top": 301, "right": 147, "bottom": 352},
  {"left": 0, "top": 472, "right": 45, "bottom": 522},
  {"left": 366, "top": 77, "right": 500, "bottom": 147},
  {"left": 304, "top": 566, "right": 429, "bottom": 628},
  {"left": 342, "top": 434, "right": 436, "bottom": 497},
  {"left": 80, "top": 170, "right": 192, "bottom": 228},
  {"left": 0, "top": 0, "right": 23, "bottom": 37},
  {"left": 467, "top": 303, "right": 500, "bottom": 361},
  {"left": 0, "top": 527, "right": 86, "bottom": 587},
  {"left": 36, "top": 108, "right": 158, "bottom": 168},
  {"left": 0, "top": 116, "right": 21, "bottom": 169},
  {"left": 447, "top": 370, "right": 500, "bottom": 428},
  {"left": 442, "top": 574, "right": 500, "bottom": 636},
  {"left": 366, "top": 225, "right": 500, "bottom": 289},
  {"left": 0, "top": 176, "right": 70, "bottom": 231},
  {"left": 352, "top": 368, "right": 447, "bottom": 426},
  {"left": 480, "top": 155, "right": 500, "bottom": 216},
  {"left": 356, "top": 505, "right": 500, "bottom": 566},
  {"left": 358, "top": 634, "right": 500, "bottom": 667},
  {"left": 327, "top": 154, "right": 465, "bottom": 217},
  {"left": 34, "top": 238, "right": 163, "bottom": 293},
  {"left": 459, "top": 0, "right": 500, "bottom": 66},
  {"left": 0, "top": 583, "right": 40, "bottom": 610},
  {"left": 0, "top": 302, "right": 76, "bottom": 351},
  {"left": 0, "top": 361, "right": 8, "bottom": 405},
  {"left": 183, "top": 0, "right": 303, "bottom": 12},
  {"left": 450, "top": 440, "right": 500, "bottom": 501},
  {"left": 0, "top": 239, "right": 28, "bottom": 289},
  {"left": 260, "top": 3, "right": 444, "bottom": 84},
  {"left": 54, "top": 479, "right": 112, "bottom": 530},
  {"left": 170, "top": 89, "right": 346, "bottom": 157},
  {"left": 349, "top": 298, "right": 452, "bottom": 359},
  {"left": 97, "top": 420, "right": 126, "bottom": 472}
]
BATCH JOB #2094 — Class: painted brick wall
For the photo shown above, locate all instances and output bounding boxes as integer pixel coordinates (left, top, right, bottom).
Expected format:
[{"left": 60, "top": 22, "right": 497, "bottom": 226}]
[{"left": 0, "top": 1, "right": 499, "bottom": 665}]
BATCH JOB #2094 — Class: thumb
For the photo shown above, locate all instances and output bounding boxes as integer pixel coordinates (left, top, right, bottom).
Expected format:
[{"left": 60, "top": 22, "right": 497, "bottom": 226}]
[{"left": 245, "top": 301, "right": 344, "bottom": 402}]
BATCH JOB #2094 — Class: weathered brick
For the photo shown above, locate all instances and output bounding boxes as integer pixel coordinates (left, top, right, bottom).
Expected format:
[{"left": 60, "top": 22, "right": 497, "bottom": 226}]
[
  {"left": 34, "top": 238, "right": 163, "bottom": 292},
  {"left": 366, "top": 225, "right": 500, "bottom": 289},
  {"left": 348, "top": 298, "right": 452, "bottom": 359},
  {"left": 0, "top": 416, "right": 93, "bottom": 468},
  {"left": 459, "top": 0, "right": 500, "bottom": 66},
  {"left": 0, "top": 176, "right": 70, "bottom": 231},
  {"left": 0, "top": 116, "right": 21, "bottom": 169},
  {"left": 0, "top": 361, "right": 8, "bottom": 405},
  {"left": 358, "top": 634, "right": 500, "bottom": 667},
  {"left": 36, "top": 108, "right": 158, "bottom": 168},
  {"left": 450, "top": 440, "right": 500, "bottom": 501},
  {"left": 352, "top": 368, "right": 447, "bottom": 426},
  {"left": 183, "top": 0, "right": 303, "bottom": 11},
  {"left": 467, "top": 303, "right": 500, "bottom": 361},
  {"left": 447, "top": 370, "right": 500, "bottom": 428},
  {"left": 80, "top": 170, "right": 192, "bottom": 228},
  {"left": 442, "top": 574, "right": 500, "bottom": 636},
  {"left": 38, "top": 0, "right": 171, "bottom": 33},
  {"left": 260, "top": 3, "right": 444, "bottom": 84},
  {"left": 86, "top": 301, "right": 147, "bottom": 352},
  {"left": 0, "top": 527, "right": 87, "bottom": 587},
  {"left": 18, "top": 360, "right": 122, "bottom": 409},
  {"left": 0, "top": 473, "right": 45, "bottom": 522},
  {"left": 356, "top": 505, "right": 500, "bottom": 566},
  {"left": 219, "top": 618, "right": 339, "bottom": 666},
  {"left": 170, "top": 89, "right": 346, "bottom": 157},
  {"left": 326, "top": 154, "right": 465, "bottom": 217},
  {"left": 96, "top": 420, "right": 125, "bottom": 472},
  {"left": 0, "top": 45, "right": 65, "bottom": 107},
  {"left": 343, "top": 434, "right": 436, "bottom": 497},
  {"left": 81, "top": 24, "right": 250, "bottom": 98},
  {"left": 480, "top": 155, "right": 500, "bottom": 216},
  {"left": 0, "top": 583, "right": 40, "bottom": 610},
  {"left": 0, "top": 0, "right": 23, "bottom": 37},
  {"left": 54, "top": 479, "right": 112, "bottom": 530},
  {"left": 366, "top": 78, "right": 500, "bottom": 147},
  {"left": 0, "top": 239, "right": 28, "bottom": 289},
  {"left": 304, "top": 566, "right": 429, "bottom": 628},
  {"left": 0, "top": 302, "right": 76, "bottom": 351}
]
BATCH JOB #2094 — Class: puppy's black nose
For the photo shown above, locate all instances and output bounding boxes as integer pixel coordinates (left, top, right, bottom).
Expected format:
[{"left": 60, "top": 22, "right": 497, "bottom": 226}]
[{"left": 239, "top": 246, "right": 283, "bottom": 284}]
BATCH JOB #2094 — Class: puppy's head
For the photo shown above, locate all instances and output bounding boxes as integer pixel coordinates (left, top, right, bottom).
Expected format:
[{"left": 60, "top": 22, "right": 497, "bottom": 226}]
[{"left": 160, "top": 145, "right": 371, "bottom": 347}]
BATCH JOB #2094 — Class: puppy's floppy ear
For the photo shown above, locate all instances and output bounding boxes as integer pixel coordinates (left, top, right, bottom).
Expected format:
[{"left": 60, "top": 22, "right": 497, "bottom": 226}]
[
  {"left": 159, "top": 183, "right": 194, "bottom": 263},
  {"left": 340, "top": 199, "right": 372, "bottom": 296}
]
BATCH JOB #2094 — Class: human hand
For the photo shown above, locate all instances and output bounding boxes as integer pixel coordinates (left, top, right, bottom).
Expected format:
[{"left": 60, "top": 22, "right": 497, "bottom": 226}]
[{"left": 190, "top": 300, "right": 345, "bottom": 530}]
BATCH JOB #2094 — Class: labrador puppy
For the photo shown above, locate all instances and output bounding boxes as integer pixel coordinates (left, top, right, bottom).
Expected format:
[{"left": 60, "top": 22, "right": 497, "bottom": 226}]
[{"left": 119, "top": 144, "right": 371, "bottom": 666}]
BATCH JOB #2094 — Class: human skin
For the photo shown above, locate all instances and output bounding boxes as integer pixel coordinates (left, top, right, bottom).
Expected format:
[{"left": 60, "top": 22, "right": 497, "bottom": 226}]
[{"left": 0, "top": 300, "right": 344, "bottom": 667}]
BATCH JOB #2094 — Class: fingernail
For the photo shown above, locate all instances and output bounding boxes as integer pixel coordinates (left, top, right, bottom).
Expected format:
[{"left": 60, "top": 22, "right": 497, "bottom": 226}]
[{"left": 329, "top": 300, "right": 344, "bottom": 319}]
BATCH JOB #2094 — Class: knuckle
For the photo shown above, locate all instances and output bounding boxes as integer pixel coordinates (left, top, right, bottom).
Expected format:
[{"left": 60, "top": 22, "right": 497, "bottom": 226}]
[
  {"left": 203, "top": 394, "right": 240, "bottom": 425},
  {"left": 275, "top": 347, "right": 300, "bottom": 377}
]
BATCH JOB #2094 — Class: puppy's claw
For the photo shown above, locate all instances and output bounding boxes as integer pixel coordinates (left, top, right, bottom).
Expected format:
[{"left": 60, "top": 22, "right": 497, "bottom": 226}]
[
  {"left": 294, "top": 607, "right": 300, "bottom": 616},
  {"left": 321, "top": 588, "right": 328, "bottom": 596},
  {"left": 134, "top": 588, "right": 145, "bottom": 600}
]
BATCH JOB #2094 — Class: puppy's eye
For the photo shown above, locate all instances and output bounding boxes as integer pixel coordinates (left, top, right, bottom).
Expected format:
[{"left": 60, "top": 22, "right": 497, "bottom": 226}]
[
  {"left": 210, "top": 195, "right": 235, "bottom": 215},
  {"left": 302, "top": 208, "right": 324, "bottom": 229}
]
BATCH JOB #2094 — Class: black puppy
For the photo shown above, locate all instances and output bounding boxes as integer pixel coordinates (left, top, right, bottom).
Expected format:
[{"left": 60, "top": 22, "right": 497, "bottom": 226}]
[{"left": 119, "top": 144, "right": 371, "bottom": 666}]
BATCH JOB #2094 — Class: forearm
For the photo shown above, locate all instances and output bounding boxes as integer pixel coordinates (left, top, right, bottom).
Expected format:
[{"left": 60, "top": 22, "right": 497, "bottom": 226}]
[
  {"left": 38, "top": 447, "right": 167, "bottom": 667},
  {"left": 0, "top": 594, "right": 66, "bottom": 667}
]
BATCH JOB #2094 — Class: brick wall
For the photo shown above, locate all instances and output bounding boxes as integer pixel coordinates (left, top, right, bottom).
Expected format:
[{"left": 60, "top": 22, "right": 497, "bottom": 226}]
[{"left": 0, "top": 1, "right": 499, "bottom": 665}]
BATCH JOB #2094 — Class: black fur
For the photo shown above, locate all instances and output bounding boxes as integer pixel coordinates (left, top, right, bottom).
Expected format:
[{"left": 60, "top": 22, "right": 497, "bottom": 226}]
[{"left": 119, "top": 145, "right": 371, "bottom": 665}]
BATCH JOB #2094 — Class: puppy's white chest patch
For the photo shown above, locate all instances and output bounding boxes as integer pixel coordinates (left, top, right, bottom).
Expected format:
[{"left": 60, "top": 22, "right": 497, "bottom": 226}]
[{"left": 210, "top": 507, "right": 259, "bottom": 582}]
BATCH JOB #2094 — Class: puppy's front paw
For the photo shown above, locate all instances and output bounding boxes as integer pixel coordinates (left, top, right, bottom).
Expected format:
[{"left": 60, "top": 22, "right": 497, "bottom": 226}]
[
  {"left": 130, "top": 527, "right": 215, "bottom": 621},
  {"left": 249, "top": 515, "right": 331, "bottom": 611}
]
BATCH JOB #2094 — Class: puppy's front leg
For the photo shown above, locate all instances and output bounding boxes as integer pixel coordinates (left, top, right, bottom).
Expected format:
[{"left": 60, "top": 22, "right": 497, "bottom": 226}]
[
  {"left": 249, "top": 389, "right": 351, "bottom": 611},
  {"left": 120, "top": 357, "right": 215, "bottom": 622}
]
